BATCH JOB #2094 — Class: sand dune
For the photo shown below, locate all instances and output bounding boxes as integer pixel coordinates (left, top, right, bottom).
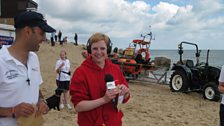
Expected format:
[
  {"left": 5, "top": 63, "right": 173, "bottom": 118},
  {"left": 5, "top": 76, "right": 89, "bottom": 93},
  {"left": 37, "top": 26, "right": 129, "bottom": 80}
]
[{"left": 37, "top": 42, "right": 219, "bottom": 126}]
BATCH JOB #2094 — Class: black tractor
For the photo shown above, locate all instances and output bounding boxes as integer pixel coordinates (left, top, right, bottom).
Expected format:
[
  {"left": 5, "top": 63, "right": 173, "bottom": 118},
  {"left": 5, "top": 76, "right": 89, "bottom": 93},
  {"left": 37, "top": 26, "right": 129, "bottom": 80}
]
[{"left": 170, "top": 41, "right": 221, "bottom": 101}]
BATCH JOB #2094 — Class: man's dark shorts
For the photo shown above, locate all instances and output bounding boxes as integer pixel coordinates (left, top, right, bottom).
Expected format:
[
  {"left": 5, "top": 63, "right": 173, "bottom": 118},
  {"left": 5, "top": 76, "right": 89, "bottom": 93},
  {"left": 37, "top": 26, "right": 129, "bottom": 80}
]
[{"left": 220, "top": 104, "right": 224, "bottom": 126}]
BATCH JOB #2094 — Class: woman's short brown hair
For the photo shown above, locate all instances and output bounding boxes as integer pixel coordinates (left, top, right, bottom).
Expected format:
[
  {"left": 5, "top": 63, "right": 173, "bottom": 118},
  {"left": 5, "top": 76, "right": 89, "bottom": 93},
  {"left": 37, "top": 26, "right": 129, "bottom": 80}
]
[
  {"left": 88, "top": 32, "right": 110, "bottom": 45},
  {"left": 87, "top": 32, "right": 112, "bottom": 54}
]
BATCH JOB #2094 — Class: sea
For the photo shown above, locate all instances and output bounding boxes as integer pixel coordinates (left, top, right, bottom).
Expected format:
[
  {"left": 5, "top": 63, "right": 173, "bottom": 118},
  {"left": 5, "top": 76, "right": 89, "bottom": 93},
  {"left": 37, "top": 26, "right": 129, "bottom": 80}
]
[{"left": 150, "top": 49, "right": 224, "bottom": 68}]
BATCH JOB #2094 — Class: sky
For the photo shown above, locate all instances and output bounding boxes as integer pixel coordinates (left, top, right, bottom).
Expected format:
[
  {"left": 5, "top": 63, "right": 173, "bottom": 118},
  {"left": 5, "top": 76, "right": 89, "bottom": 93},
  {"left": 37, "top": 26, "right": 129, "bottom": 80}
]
[{"left": 33, "top": 0, "right": 224, "bottom": 49}]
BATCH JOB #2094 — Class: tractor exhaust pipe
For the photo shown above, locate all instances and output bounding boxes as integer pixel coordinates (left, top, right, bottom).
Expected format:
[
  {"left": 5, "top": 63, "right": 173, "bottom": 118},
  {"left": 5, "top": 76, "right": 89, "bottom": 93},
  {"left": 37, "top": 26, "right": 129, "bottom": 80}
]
[{"left": 206, "top": 49, "right": 209, "bottom": 66}]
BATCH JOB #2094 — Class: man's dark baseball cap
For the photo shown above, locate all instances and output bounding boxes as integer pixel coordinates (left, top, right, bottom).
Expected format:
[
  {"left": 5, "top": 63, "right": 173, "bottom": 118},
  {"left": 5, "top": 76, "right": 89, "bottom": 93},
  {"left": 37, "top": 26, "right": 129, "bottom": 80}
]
[{"left": 14, "top": 11, "right": 56, "bottom": 33}]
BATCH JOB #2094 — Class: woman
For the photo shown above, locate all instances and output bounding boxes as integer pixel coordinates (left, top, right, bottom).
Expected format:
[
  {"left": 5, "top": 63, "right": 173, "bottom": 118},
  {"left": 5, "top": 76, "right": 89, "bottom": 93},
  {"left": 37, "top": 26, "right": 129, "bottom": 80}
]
[
  {"left": 55, "top": 50, "right": 72, "bottom": 110},
  {"left": 70, "top": 33, "right": 130, "bottom": 126}
]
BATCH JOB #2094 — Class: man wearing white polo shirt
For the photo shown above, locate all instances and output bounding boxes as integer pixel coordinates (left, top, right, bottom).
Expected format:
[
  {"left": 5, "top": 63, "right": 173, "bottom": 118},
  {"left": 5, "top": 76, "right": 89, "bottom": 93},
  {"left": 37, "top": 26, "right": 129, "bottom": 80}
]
[
  {"left": 219, "top": 65, "right": 224, "bottom": 126},
  {"left": 0, "top": 11, "right": 55, "bottom": 126}
]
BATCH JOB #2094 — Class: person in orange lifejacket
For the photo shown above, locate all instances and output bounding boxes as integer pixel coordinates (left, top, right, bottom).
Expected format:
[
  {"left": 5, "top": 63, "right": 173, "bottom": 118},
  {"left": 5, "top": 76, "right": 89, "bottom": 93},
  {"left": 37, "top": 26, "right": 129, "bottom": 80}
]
[{"left": 135, "top": 48, "right": 150, "bottom": 64}]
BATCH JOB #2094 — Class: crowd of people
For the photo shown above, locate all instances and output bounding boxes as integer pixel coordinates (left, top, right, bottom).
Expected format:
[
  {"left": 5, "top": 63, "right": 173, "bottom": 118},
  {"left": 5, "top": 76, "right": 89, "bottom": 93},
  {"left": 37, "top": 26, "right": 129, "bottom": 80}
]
[{"left": 50, "top": 30, "right": 78, "bottom": 46}]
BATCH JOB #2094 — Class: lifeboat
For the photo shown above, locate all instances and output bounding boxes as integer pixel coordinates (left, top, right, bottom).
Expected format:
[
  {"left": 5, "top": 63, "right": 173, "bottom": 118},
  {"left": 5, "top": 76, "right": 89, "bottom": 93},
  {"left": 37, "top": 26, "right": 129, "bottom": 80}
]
[{"left": 118, "top": 58, "right": 137, "bottom": 73}]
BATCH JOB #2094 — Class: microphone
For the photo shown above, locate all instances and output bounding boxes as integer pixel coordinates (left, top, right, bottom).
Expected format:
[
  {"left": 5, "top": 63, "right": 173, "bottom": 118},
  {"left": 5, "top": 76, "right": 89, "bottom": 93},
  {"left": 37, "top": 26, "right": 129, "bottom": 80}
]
[{"left": 104, "top": 74, "right": 116, "bottom": 103}]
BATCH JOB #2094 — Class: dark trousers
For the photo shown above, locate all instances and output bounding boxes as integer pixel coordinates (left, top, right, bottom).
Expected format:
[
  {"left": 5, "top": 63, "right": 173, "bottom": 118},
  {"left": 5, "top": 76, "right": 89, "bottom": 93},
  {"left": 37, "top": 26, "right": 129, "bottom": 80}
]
[
  {"left": 220, "top": 104, "right": 224, "bottom": 126},
  {"left": 50, "top": 37, "right": 55, "bottom": 46},
  {"left": 74, "top": 38, "right": 78, "bottom": 45}
]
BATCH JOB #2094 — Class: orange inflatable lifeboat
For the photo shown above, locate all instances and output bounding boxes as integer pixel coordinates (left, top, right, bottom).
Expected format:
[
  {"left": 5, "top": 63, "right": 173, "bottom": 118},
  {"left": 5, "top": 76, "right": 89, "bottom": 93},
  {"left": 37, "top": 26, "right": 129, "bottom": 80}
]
[{"left": 118, "top": 58, "right": 137, "bottom": 73}]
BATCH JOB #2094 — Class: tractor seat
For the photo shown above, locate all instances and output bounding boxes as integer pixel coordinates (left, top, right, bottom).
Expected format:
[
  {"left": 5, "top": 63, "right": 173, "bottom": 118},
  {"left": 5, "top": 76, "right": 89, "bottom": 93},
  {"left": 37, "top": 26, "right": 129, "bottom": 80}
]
[{"left": 186, "top": 60, "right": 194, "bottom": 68}]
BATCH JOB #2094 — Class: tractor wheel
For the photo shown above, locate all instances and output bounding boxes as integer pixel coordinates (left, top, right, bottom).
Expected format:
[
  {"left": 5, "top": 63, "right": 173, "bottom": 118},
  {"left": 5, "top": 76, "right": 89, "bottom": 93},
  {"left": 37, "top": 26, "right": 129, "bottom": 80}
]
[
  {"left": 170, "top": 70, "right": 189, "bottom": 92},
  {"left": 203, "top": 82, "right": 220, "bottom": 101}
]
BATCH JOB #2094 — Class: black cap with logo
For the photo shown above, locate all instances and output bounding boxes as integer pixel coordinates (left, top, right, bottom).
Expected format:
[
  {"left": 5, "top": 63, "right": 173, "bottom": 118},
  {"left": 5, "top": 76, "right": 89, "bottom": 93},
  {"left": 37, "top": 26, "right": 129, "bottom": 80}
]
[{"left": 14, "top": 11, "right": 56, "bottom": 33}]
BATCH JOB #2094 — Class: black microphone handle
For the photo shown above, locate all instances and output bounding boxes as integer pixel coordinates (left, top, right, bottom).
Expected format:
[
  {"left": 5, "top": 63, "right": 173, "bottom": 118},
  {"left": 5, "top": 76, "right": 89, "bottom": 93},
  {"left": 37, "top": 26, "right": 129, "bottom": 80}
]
[
  {"left": 112, "top": 97, "right": 115, "bottom": 103},
  {"left": 108, "top": 88, "right": 116, "bottom": 104},
  {"left": 111, "top": 97, "right": 117, "bottom": 109}
]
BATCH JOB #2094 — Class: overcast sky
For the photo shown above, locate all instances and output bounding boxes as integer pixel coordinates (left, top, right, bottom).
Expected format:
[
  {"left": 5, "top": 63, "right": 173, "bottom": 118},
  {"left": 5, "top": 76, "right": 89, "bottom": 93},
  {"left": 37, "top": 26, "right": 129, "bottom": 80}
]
[{"left": 33, "top": 0, "right": 224, "bottom": 49}]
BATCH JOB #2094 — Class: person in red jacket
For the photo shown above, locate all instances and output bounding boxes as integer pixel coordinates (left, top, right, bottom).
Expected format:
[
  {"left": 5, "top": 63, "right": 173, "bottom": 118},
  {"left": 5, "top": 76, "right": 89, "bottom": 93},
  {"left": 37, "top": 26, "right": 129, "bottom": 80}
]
[{"left": 70, "top": 32, "right": 130, "bottom": 126}]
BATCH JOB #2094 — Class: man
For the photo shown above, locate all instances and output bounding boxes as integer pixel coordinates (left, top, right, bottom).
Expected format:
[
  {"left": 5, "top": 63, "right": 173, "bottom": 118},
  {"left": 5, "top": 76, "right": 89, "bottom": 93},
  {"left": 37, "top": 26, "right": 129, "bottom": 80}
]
[
  {"left": 51, "top": 32, "right": 55, "bottom": 46},
  {"left": 219, "top": 65, "right": 224, "bottom": 126},
  {"left": 58, "top": 30, "right": 62, "bottom": 43},
  {"left": 74, "top": 33, "right": 78, "bottom": 45},
  {"left": 0, "top": 11, "right": 55, "bottom": 126}
]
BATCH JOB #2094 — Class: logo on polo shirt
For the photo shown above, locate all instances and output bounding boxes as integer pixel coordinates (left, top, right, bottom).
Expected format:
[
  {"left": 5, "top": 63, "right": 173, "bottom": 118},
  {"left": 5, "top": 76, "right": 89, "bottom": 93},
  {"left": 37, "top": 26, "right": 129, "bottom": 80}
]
[
  {"left": 5, "top": 70, "right": 19, "bottom": 79},
  {"left": 31, "top": 67, "right": 38, "bottom": 72}
]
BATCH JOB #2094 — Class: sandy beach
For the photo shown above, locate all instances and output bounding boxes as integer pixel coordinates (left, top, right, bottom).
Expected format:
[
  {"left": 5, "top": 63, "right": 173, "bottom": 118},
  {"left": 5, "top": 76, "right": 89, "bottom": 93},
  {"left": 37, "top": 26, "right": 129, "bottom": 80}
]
[{"left": 38, "top": 42, "right": 220, "bottom": 126}]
